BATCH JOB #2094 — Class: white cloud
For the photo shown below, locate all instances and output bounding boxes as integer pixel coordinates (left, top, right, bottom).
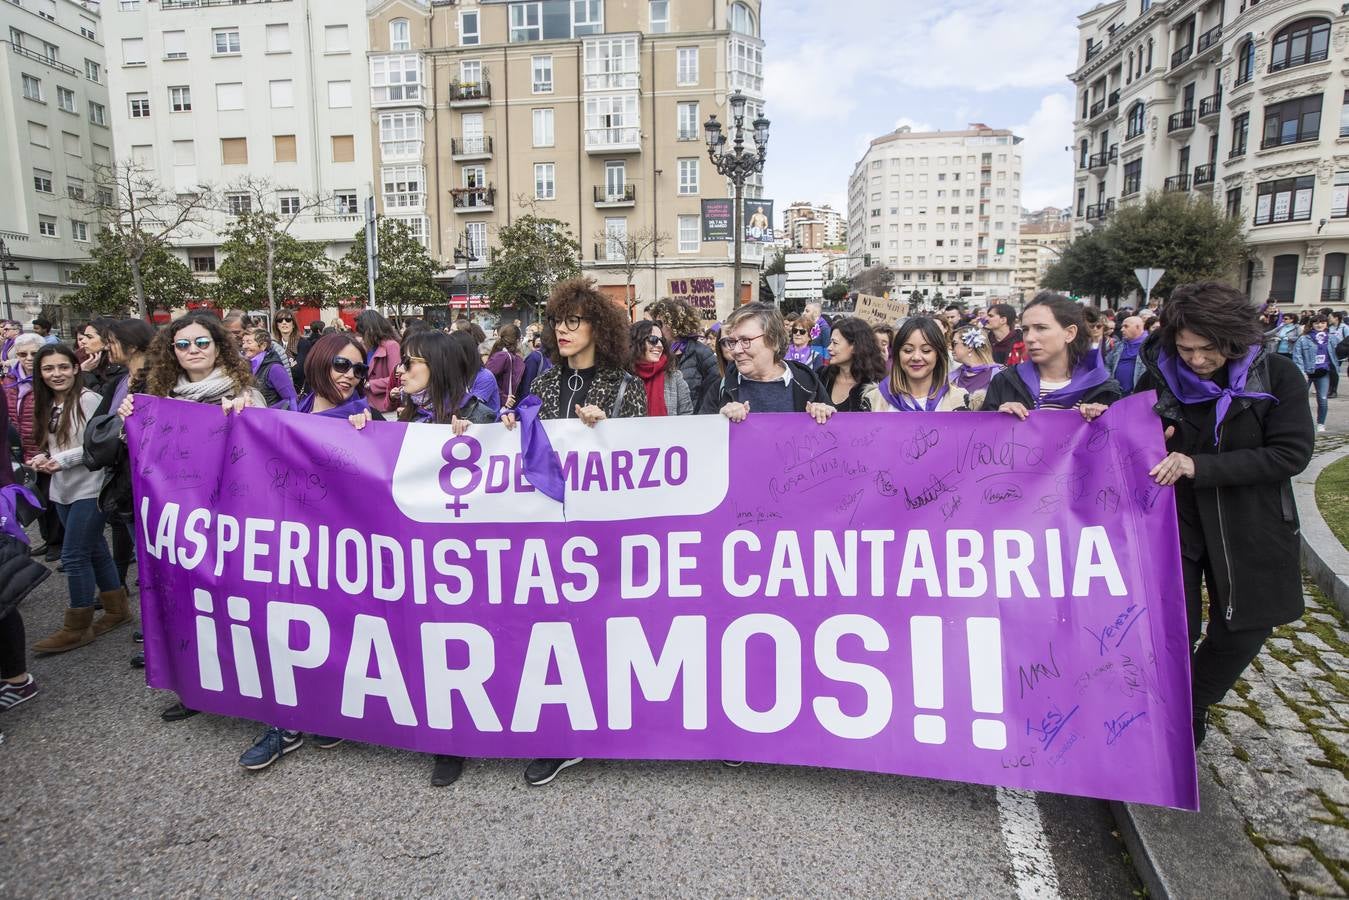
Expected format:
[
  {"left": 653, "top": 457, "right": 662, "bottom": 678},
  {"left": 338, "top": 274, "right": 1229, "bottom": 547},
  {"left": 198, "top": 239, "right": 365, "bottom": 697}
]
[{"left": 1013, "top": 92, "right": 1076, "bottom": 210}]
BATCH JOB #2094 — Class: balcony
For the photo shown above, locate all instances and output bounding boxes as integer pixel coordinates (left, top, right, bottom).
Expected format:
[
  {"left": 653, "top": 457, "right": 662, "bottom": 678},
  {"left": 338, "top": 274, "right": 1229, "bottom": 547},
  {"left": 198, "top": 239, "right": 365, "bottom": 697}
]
[
  {"left": 593, "top": 242, "right": 629, "bottom": 264},
  {"left": 1193, "top": 163, "right": 1215, "bottom": 186},
  {"left": 585, "top": 126, "right": 642, "bottom": 154},
  {"left": 6, "top": 43, "right": 81, "bottom": 77},
  {"left": 1163, "top": 173, "right": 1191, "bottom": 192},
  {"left": 1167, "top": 108, "right": 1196, "bottom": 135},
  {"left": 451, "top": 186, "right": 495, "bottom": 213},
  {"left": 1228, "top": 143, "right": 1248, "bottom": 161},
  {"left": 1088, "top": 151, "right": 1110, "bottom": 172},
  {"left": 593, "top": 185, "right": 636, "bottom": 207},
  {"left": 449, "top": 81, "right": 491, "bottom": 107},
  {"left": 1108, "top": 143, "right": 1120, "bottom": 162},
  {"left": 1107, "top": 88, "right": 1120, "bottom": 109},
  {"left": 451, "top": 136, "right": 493, "bottom": 161},
  {"left": 1089, "top": 97, "right": 1107, "bottom": 118},
  {"left": 1198, "top": 93, "right": 1221, "bottom": 121},
  {"left": 1324, "top": 288, "right": 1345, "bottom": 302},
  {"left": 1170, "top": 44, "right": 1193, "bottom": 69},
  {"left": 1085, "top": 203, "right": 1106, "bottom": 221},
  {"left": 1196, "top": 23, "right": 1223, "bottom": 56}
]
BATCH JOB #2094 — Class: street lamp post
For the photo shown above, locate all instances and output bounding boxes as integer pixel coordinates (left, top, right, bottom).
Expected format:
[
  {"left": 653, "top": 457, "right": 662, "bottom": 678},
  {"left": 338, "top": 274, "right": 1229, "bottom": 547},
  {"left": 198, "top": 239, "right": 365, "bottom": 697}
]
[
  {"left": 0, "top": 238, "right": 18, "bottom": 322},
  {"left": 704, "top": 90, "right": 769, "bottom": 308},
  {"left": 453, "top": 229, "right": 477, "bottom": 321}
]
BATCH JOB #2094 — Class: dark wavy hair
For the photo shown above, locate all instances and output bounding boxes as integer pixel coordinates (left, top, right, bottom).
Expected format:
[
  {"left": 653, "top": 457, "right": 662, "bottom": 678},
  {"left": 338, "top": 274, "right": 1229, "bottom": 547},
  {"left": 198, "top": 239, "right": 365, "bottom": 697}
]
[
  {"left": 355, "top": 309, "right": 399, "bottom": 350},
  {"left": 644, "top": 297, "right": 703, "bottom": 340},
  {"left": 888, "top": 317, "right": 950, "bottom": 395},
  {"left": 490, "top": 323, "right": 521, "bottom": 357},
  {"left": 398, "top": 330, "right": 475, "bottom": 424},
  {"left": 542, "top": 278, "right": 632, "bottom": 370},
  {"left": 823, "top": 317, "right": 886, "bottom": 385},
  {"left": 304, "top": 332, "right": 369, "bottom": 405},
  {"left": 448, "top": 330, "right": 484, "bottom": 384},
  {"left": 1025, "top": 292, "right": 1091, "bottom": 369},
  {"left": 143, "top": 314, "right": 254, "bottom": 398},
  {"left": 1159, "top": 282, "right": 1266, "bottom": 360},
  {"left": 32, "top": 344, "right": 86, "bottom": 450},
  {"left": 106, "top": 318, "right": 157, "bottom": 357},
  {"left": 630, "top": 320, "right": 674, "bottom": 374}
]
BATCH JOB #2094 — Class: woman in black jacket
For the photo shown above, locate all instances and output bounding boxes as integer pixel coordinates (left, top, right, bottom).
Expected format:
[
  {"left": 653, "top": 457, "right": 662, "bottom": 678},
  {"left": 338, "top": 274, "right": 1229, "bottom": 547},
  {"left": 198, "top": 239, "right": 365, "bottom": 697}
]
[
  {"left": 1136, "top": 282, "right": 1314, "bottom": 746},
  {"left": 699, "top": 302, "right": 834, "bottom": 421}
]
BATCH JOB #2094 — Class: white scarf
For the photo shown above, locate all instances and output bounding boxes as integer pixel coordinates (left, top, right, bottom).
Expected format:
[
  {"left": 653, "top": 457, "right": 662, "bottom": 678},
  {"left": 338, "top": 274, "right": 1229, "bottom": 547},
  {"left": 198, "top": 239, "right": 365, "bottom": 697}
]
[{"left": 170, "top": 367, "right": 240, "bottom": 404}]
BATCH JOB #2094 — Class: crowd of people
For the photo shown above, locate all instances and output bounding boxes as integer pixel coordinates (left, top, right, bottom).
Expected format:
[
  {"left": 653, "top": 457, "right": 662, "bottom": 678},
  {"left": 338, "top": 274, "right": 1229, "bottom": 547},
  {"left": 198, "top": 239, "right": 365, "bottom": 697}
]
[{"left": 0, "top": 280, "right": 1337, "bottom": 778}]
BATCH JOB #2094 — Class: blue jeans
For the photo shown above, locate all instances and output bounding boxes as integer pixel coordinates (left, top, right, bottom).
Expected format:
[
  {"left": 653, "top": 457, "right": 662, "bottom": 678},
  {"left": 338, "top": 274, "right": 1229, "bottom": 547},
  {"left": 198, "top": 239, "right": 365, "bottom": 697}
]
[
  {"left": 1309, "top": 372, "right": 1330, "bottom": 425},
  {"left": 54, "top": 499, "right": 120, "bottom": 609}
]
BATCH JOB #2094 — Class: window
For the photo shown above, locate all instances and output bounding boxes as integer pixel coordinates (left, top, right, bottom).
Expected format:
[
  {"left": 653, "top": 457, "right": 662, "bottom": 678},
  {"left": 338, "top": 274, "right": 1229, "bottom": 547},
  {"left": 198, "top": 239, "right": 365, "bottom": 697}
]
[
  {"left": 325, "top": 25, "right": 350, "bottom": 53},
  {"left": 466, "top": 221, "right": 487, "bottom": 259},
  {"left": 274, "top": 135, "right": 296, "bottom": 163},
  {"left": 573, "top": 0, "right": 604, "bottom": 37},
  {"left": 270, "top": 80, "right": 294, "bottom": 109},
  {"left": 266, "top": 23, "right": 290, "bottom": 54},
  {"left": 729, "top": 36, "right": 763, "bottom": 93},
  {"left": 604, "top": 161, "right": 626, "bottom": 199},
  {"left": 71, "top": 220, "right": 89, "bottom": 242},
  {"left": 163, "top": 30, "right": 187, "bottom": 59},
  {"left": 88, "top": 102, "right": 105, "bottom": 125},
  {"left": 399, "top": 216, "right": 431, "bottom": 249},
  {"left": 390, "top": 19, "right": 411, "bottom": 51},
  {"left": 221, "top": 138, "right": 247, "bottom": 165},
  {"left": 532, "top": 108, "right": 554, "bottom": 147},
  {"left": 1146, "top": 38, "right": 1153, "bottom": 71},
  {"left": 278, "top": 193, "right": 301, "bottom": 215},
  {"left": 532, "top": 55, "right": 553, "bottom": 93},
  {"left": 38, "top": 216, "right": 57, "bottom": 238},
  {"left": 335, "top": 192, "right": 359, "bottom": 215},
  {"left": 1262, "top": 95, "right": 1321, "bottom": 148},
  {"left": 1226, "top": 187, "right": 1242, "bottom": 218},
  {"left": 226, "top": 192, "right": 251, "bottom": 215},
  {"left": 122, "top": 37, "right": 145, "bottom": 65},
  {"left": 534, "top": 162, "right": 555, "bottom": 200},
  {"left": 1269, "top": 18, "right": 1330, "bottom": 72},
  {"left": 460, "top": 11, "right": 480, "bottom": 46},
  {"left": 128, "top": 93, "right": 150, "bottom": 118},
  {"left": 677, "top": 101, "right": 699, "bottom": 140},
  {"left": 1336, "top": 172, "right": 1349, "bottom": 218},
  {"left": 1341, "top": 90, "right": 1349, "bottom": 138},
  {"left": 585, "top": 94, "right": 639, "bottom": 147},
  {"left": 510, "top": 3, "right": 542, "bottom": 42},
  {"left": 463, "top": 165, "right": 487, "bottom": 188},
  {"left": 190, "top": 252, "right": 216, "bottom": 273},
  {"left": 730, "top": 1, "right": 756, "bottom": 35},
  {"left": 1230, "top": 112, "right": 1248, "bottom": 157},
  {"left": 119, "top": 0, "right": 140, "bottom": 8},
  {"left": 170, "top": 85, "right": 191, "bottom": 112},
  {"left": 677, "top": 47, "right": 698, "bottom": 85},
  {"left": 328, "top": 81, "right": 352, "bottom": 108},
  {"left": 604, "top": 217, "right": 628, "bottom": 260},
  {"left": 1235, "top": 40, "right": 1254, "bottom": 86},
  {"left": 216, "top": 82, "right": 244, "bottom": 111},
  {"left": 63, "top": 132, "right": 81, "bottom": 156},
  {"left": 1126, "top": 102, "right": 1146, "bottom": 139},
  {"left": 371, "top": 54, "right": 422, "bottom": 103},
  {"left": 172, "top": 140, "right": 195, "bottom": 165},
  {"left": 56, "top": 87, "right": 75, "bottom": 113},
  {"left": 1322, "top": 252, "right": 1345, "bottom": 300},
  {"left": 1254, "top": 175, "right": 1314, "bottom": 225},
  {"left": 332, "top": 135, "right": 355, "bottom": 163},
  {"left": 379, "top": 112, "right": 423, "bottom": 159},
  {"left": 678, "top": 158, "right": 699, "bottom": 194},
  {"left": 650, "top": 0, "right": 669, "bottom": 32},
  {"left": 130, "top": 144, "right": 153, "bottom": 166},
  {"left": 84, "top": 59, "right": 100, "bottom": 83},
  {"left": 1269, "top": 254, "right": 1299, "bottom": 301},
  {"left": 678, "top": 215, "right": 699, "bottom": 252},
  {"left": 213, "top": 28, "right": 241, "bottom": 55},
  {"left": 1123, "top": 160, "right": 1142, "bottom": 196},
  {"left": 33, "top": 169, "right": 53, "bottom": 193},
  {"left": 21, "top": 74, "right": 41, "bottom": 101},
  {"left": 382, "top": 165, "right": 425, "bottom": 209},
  {"left": 584, "top": 35, "right": 639, "bottom": 90}
]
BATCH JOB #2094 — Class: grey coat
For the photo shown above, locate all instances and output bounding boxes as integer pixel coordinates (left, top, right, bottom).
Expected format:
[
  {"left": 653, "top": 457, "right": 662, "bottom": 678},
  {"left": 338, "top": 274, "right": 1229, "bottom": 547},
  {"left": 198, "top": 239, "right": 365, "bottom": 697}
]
[{"left": 663, "top": 369, "right": 694, "bottom": 415}]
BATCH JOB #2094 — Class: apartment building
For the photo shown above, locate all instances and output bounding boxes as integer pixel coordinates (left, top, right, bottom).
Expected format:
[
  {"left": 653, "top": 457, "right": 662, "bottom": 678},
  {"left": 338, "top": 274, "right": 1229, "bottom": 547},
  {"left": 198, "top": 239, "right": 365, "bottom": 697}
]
[
  {"left": 846, "top": 124, "right": 1024, "bottom": 303},
  {"left": 1015, "top": 222, "right": 1072, "bottom": 301},
  {"left": 0, "top": 0, "right": 110, "bottom": 325},
  {"left": 100, "top": 0, "right": 374, "bottom": 303},
  {"left": 1069, "top": 0, "right": 1349, "bottom": 308},
  {"left": 783, "top": 200, "right": 843, "bottom": 250},
  {"left": 366, "top": 0, "right": 767, "bottom": 317}
]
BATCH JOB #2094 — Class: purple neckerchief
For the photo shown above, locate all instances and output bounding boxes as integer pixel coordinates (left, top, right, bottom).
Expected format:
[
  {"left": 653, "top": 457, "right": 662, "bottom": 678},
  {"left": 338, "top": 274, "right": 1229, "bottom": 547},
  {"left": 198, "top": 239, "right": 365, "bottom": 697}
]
[
  {"left": 511, "top": 395, "right": 565, "bottom": 503},
  {"left": 670, "top": 339, "right": 689, "bottom": 357},
  {"left": 0, "top": 483, "right": 42, "bottom": 544},
  {"left": 877, "top": 376, "right": 949, "bottom": 411},
  {"left": 1313, "top": 331, "right": 1329, "bottom": 368},
  {"left": 1015, "top": 359, "right": 1109, "bottom": 409},
  {"left": 785, "top": 344, "right": 817, "bottom": 366},
  {"left": 298, "top": 392, "right": 370, "bottom": 419},
  {"left": 1157, "top": 344, "right": 1277, "bottom": 445},
  {"left": 14, "top": 361, "right": 33, "bottom": 407},
  {"left": 249, "top": 352, "right": 264, "bottom": 374},
  {"left": 951, "top": 363, "right": 1000, "bottom": 393}
]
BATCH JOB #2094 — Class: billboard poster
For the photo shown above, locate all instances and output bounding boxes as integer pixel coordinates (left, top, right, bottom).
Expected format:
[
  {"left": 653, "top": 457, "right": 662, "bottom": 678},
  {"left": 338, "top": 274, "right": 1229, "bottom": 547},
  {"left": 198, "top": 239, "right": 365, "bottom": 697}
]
[
  {"left": 744, "top": 199, "right": 775, "bottom": 243},
  {"left": 702, "top": 200, "right": 732, "bottom": 241}
]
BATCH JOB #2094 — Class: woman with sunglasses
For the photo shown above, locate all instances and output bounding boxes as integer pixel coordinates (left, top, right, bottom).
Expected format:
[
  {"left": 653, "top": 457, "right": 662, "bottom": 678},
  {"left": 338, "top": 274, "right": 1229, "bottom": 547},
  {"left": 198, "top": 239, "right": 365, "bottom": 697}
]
[
  {"left": 28, "top": 345, "right": 128, "bottom": 654},
  {"left": 355, "top": 309, "right": 403, "bottom": 416},
  {"left": 272, "top": 312, "right": 300, "bottom": 371},
  {"left": 821, "top": 317, "right": 886, "bottom": 412},
  {"left": 785, "top": 316, "right": 824, "bottom": 370},
  {"left": 630, "top": 320, "right": 693, "bottom": 416},
  {"left": 645, "top": 296, "right": 719, "bottom": 406},
  {"left": 866, "top": 317, "right": 969, "bottom": 413}
]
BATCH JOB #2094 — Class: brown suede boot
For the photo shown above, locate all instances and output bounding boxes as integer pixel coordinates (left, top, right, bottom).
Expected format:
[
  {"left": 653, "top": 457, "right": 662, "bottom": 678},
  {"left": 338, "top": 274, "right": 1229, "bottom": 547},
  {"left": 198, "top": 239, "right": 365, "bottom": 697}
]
[
  {"left": 92, "top": 587, "right": 133, "bottom": 636},
  {"left": 33, "top": 607, "right": 96, "bottom": 654}
]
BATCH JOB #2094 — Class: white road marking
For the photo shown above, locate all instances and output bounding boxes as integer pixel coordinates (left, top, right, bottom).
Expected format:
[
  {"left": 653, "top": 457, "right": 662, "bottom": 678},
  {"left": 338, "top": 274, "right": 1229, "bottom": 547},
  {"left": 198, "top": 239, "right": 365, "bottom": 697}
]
[{"left": 997, "top": 787, "right": 1064, "bottom": 900}]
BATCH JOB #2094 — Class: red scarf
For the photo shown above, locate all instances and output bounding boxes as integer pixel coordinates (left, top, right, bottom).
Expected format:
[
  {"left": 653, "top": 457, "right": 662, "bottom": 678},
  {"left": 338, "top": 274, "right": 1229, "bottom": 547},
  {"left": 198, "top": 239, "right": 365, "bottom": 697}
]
[{"left": 635, "top": 356, "right": 668, "bottom": 416}]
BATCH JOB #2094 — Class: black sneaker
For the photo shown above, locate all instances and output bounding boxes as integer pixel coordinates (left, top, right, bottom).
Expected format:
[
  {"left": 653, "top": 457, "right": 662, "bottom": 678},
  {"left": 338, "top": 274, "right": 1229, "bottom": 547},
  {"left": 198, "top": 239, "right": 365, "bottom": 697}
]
[
  {"left": 132, "top": 630, "right": 144, "bottom": 644},
  {"left": 312, "top": 735, "right": 345, "bottom": 750},
  {"left": 1193, "top": 708, "right": 1209, "bottom": 748},
  {"left": 0, "top": 674, "right": 39, "bottom": 711},
  {"left": 160, "top": 701, "right": 198, "bottom": 722},
  {"left": 130, "top": 651, "right": 145, "bottom": 669},
  {"left": 524, "top": 757, "right": 582, "bottom": 786},
  {"left": 431, "top": 754, "right": 464, "bottom": 787}
]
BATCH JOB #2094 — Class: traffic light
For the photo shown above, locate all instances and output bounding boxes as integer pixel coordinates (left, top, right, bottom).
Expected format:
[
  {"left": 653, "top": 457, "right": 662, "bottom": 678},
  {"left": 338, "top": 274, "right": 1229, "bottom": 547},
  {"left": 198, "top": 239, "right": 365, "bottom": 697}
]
[{"left": 996, "top": 239, "right": 1005, "bottom": 255}]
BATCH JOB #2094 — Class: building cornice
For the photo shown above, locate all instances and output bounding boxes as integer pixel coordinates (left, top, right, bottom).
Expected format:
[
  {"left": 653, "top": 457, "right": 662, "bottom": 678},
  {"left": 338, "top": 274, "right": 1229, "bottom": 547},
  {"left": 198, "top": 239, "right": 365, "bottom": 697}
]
[{"left": 1069, "top": 5, "right": 1166, "bottom": 84}]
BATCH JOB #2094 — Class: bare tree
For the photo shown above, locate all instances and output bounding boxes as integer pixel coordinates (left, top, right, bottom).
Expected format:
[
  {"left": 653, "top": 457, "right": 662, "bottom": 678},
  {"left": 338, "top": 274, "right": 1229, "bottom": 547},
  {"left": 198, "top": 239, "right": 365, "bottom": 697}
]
[
  {"left": 84, "top": 160, "right": 217, "bottom": 319},
  {"left": 595, "top": 225, "right": 667, "bottom": 319}
]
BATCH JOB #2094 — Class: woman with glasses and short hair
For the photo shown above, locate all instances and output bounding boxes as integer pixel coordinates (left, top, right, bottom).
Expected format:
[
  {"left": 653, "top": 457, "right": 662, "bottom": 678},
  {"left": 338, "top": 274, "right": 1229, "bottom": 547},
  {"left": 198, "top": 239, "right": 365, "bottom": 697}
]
[
  {"left": 630, "top": 320, "right": 693, "bottom": 415},
  {"left": 700, "top": 302, "right": 834, "bottom": 423}
]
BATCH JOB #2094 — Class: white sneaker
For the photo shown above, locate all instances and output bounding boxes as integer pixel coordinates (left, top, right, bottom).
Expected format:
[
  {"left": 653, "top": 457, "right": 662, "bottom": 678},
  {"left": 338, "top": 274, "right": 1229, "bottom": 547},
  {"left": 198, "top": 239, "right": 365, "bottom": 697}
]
[{"left": 1317, "top": 424, "right": 1327, "bottom": 433}]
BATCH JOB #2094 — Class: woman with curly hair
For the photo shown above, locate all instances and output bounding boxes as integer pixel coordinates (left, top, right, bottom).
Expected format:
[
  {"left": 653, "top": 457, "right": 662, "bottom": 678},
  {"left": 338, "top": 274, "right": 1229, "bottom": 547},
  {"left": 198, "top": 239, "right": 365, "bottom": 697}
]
[
  {"left": 645, "top": 296, "right": 718, "bottom": 404},
  {"left": 503, "top": 277, "right": 645, "bottom": 788},
  {"left": 630, "top": 320, "right": 693, "bottom": 415},
  {"left": 821, "top": 317, "right": 886, "bottom": 411}
]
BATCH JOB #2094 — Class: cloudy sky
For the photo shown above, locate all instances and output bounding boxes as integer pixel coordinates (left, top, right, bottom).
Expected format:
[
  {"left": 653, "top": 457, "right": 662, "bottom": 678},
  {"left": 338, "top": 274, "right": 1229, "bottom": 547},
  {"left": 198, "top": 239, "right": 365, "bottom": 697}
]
[{"left": 759, "top": 0, "right": 1084, "bottom": 216}]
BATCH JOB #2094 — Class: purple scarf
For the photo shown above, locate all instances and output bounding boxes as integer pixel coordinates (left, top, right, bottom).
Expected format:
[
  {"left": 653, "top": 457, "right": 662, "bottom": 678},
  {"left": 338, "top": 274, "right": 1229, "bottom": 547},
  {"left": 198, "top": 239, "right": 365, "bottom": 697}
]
[
  {"left": 877, "top": 376, "right": 949, "bottom": 411},
  {"left": 0, "top": 483, "right": 42, "bottom": 544},
  {"left": 298, "top": 392, "right": 370, "bottom": 419},
  {"left": 1015, "top": 359, "right": 1110, "bottom": 409},
  {"left": 13, "top": 361, "right": 33, "bottom": 407},
  {"left": 1157, "top": 344, "right": 1277, "bottom": 445},
  {"left": 511, "top": 395, "right": 565, "bottom": 503},
  {"left": 951, "top": 364, "right": 1000, "bottom": 393},
  {"left": 1313, "top": 332, "right": 1330, "bottom": 371},
  {"left": 785, "top": 344, "right": 819, "bottom": 367},
  {"left": 249, "top": 352, "right": 265, "bottom": 374}
]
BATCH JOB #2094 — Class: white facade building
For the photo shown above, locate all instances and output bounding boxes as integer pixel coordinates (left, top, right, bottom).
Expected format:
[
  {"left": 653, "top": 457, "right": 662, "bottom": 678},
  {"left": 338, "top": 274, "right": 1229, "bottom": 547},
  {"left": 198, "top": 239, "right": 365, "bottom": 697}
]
[
  {"left": 1069, "top": 0, "right": 1349, "bottom": 308},
  {"left": 1, "top": 0, "right": 110, "bottom": 325},
  {"left": 100, "top": 0, "right": 373, "bottom": 300},
  {"left": 847, "top": 124, "right": 1024, "bottom": 304}
]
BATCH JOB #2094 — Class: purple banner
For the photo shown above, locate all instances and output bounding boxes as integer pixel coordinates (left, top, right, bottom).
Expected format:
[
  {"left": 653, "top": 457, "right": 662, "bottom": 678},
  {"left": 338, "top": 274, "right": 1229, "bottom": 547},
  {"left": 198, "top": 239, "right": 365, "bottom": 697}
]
[{"left": 127, "top": 393, "right": 1198, "bottom": 809}]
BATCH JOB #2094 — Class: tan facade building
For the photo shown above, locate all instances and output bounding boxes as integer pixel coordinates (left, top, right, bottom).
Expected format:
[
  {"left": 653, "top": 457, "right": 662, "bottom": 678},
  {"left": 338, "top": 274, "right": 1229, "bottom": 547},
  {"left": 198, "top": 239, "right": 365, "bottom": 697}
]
[
  {"left": 367, "top": 0, "right": 767, "bottom": 320},
  {"left": 783, "top": 200, "right": 843, "bottom": 250},
  {"left": 1015, "top": 223, "right": 1072, "bottom": 301}
]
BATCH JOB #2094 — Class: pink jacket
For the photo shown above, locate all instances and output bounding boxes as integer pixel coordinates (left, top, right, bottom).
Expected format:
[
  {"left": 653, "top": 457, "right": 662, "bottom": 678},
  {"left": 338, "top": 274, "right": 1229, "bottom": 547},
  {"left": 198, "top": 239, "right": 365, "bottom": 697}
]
[{"left": 365, "top": 338, "right": 403, "bottom": 413}]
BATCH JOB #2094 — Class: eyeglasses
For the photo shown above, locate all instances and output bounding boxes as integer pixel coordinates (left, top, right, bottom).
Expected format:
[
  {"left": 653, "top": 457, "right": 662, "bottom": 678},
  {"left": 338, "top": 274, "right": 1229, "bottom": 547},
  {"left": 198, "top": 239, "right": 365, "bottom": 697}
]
[
  {"left": 643, "top": 335, "right": 663, "bottom": 347},
  {"left": 173, "top": 337, "right": 214, "bottom": 351},
  {"left": 719, "top": 334, "right": 765, "bottom": 351},
  {"left": 331, "top": 357, "right": 369, "bottom": 378},
  {"left": 546, "top": 314, "right": 587, "bottom": 331},
  {"left": 400, "top": 354, "right": 427, "bottom": 370}
]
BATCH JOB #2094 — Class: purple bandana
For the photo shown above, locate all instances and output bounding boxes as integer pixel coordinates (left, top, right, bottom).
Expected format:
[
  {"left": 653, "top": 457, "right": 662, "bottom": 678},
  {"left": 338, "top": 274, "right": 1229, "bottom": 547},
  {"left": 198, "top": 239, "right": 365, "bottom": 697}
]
[
  {"left": 511, "top": 395, "right": 565, "bottom": 503},
  {"left": 877, "top": 376, "right": 949, "bottom": 412},
  {"left": 0, "top": 483, "right": 42, "bottom": 544},
  {"left": 249, "top": 352, "right": 264, "bottom": 374},
  {"left": 298, "top": 392, "right": 370, "bottom": 419},
  {"left": 1015, "top": 359, "right": 1110, "bottom": 409},
  {"left": 785, "top": 344, "right": 818, "bottom": 366},
  {"left": 1157, "top": 344, "right": 1277, "bottom": 445},
  {"left": 951, "top": 364, "right": 1000, "bottom": 393}
]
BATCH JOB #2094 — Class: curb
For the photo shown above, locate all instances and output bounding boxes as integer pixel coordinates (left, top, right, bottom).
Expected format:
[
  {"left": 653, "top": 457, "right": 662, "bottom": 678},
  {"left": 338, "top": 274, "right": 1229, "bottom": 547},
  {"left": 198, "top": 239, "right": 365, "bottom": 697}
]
[
  {"left": 1292, "top": 443, "right": 1349, "bottom": 619},
  {"left": 1111, "top": 768, "right": 1286, "bottom": 900}
]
